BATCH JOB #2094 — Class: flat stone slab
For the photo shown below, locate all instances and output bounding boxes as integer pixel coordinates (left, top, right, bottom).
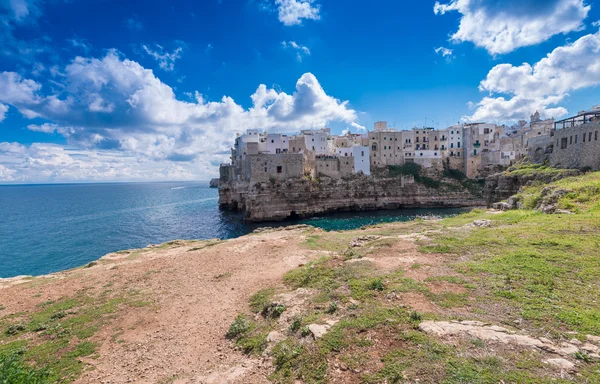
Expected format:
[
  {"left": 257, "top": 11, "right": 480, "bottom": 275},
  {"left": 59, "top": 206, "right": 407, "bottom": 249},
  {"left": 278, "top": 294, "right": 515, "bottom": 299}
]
[{"left": 419, "top": 320, "right": 583, "bottom": 356}]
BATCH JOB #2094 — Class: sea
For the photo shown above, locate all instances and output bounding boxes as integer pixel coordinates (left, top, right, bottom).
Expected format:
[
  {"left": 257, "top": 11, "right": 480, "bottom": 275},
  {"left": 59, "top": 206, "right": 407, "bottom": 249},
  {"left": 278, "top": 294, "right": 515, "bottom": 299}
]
[{"left": 0, "top": 182, "right": 469, "bottom": 278}]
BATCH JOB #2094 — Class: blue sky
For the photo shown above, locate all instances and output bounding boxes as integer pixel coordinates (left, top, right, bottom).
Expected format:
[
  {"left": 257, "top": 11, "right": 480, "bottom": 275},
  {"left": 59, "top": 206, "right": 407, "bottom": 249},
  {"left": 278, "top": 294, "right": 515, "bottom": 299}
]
[{"left": 0, "top": 0, "right": 599, "bottom": 182}]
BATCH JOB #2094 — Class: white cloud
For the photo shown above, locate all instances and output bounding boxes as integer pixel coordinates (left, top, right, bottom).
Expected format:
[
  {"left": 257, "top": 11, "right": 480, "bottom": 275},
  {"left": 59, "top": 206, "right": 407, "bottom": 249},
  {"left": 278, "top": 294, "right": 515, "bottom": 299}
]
[
  {"left": 0, "top": 103, "right": 8, "bottom": 122},
  {"left": 142, "top": 44, "right": 183, "bottom": 71},
  {"left": 275, "top": 0, "right": 320, "bottom": 26},
  {"left": 1, "top": 0, "right": 41, "bottom": 24},
  {"left": 434, "top": 47, "right": 453, "bottom": 57},
  {"left": 282, "top": 41, "right": 311, "bottom": 62},
  {"left": 465, "top": 30, "right": 600, "bottom": 122},
  {"left": 350, "top": 122, "right": 366, "bottom": 132},
  {"left": 0, "top": 143, "right": 199, "bottom": 183},
  {"left": 27, "top": 123, "right": 58, "bottom": 133},
  {"left": 434, "top": 0, "right": 590, "bottom": 55},
  {"left": 0, "top": 51, "right": 362, "bottom": 182},
  {"left": 593, "top": 20, "right": 600, "bottom": 27}
]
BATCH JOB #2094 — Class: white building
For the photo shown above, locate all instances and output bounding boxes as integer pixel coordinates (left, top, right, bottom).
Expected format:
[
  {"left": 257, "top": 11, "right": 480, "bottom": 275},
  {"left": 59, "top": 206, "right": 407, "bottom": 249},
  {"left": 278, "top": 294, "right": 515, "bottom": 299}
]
[
  {"left": 301, "top": 129, "right": 329, "bottom": 154},
  {"left": 335, "top": 145, "right": 371, "bottom": 175}
]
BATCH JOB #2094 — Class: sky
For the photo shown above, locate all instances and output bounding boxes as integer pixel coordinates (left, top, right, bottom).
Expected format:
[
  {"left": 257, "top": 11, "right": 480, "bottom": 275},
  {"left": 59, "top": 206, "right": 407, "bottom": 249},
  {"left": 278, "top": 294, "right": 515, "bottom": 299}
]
[{"left": 0, "top": 0, "right": 599, "bottom": 183}]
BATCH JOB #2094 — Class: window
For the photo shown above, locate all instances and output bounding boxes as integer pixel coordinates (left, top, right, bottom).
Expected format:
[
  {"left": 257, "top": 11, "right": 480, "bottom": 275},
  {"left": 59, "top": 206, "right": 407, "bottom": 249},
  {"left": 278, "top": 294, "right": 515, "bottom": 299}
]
[
  {"left": 416, "top": 137, "right": 419, "bottom": 142},
  {"left": 583, "top": 134, "right": 586, "bottom": 142},
  {"left": 312, "top": 146, "right": 315, "bottom": 150},
  {"left": 276, "top": 148, "right": 281, "bottom": 154},
  {"left": 570, "top": 136, "right": 573, "bottom": 144},
  {"left": 589, "top": 132, "right": 593, "bottom": 142},
  {"left": 474, "top": 149, "right": 477, "bottom": 156},
  {"left": 276, "top": 166, "right": 282, "bottom": 173},
  {"left": 450, "top": 143, "right": 454, "bottom": 148},
  {"left": 264, "top": 167, "right": 267, "bottom": 172},
  {"left": 575, "top": 135, "right": 578, "bottom": 144},
  {"left": 596, "top": 131, "right": 598, "bottom": 140},
  {"left": 271, "top": 139, "right": 274, "bottom": 143},
  {"left": 420, "top": 153, "right": 423, "bottom": 156},
  {"left": 361, "top": 151, "right": 364, "bottom": 156},
  {"left": 457, "top": 142, "right": 460, "bottom": 148},
  {"left": 441, "top": 145, "right": 445, "bottom": 150},
  {"left": 561, "top": 138, "right": 568, "bottom": 149}
]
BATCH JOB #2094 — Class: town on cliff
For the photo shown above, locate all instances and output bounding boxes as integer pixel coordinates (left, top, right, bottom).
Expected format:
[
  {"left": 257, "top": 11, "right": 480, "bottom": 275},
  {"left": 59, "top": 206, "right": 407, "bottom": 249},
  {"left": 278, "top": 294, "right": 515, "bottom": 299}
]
[{"left": 218, "top": 105, "right": 600, "bottom": 221}]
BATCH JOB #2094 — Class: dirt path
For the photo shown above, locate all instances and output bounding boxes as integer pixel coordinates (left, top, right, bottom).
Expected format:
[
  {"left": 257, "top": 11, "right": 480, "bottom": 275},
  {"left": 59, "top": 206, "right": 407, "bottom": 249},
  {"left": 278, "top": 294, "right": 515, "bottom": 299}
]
[{"left": 0, "top": 227, "right": 324, "bottom": 384}]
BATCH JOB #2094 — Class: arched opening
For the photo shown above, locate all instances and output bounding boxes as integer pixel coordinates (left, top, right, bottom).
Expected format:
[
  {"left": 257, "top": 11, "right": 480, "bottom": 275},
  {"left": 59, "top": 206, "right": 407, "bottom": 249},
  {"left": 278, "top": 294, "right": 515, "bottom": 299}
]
[{"left": 288, "top": 211, "right": 300, "bottom": 221}]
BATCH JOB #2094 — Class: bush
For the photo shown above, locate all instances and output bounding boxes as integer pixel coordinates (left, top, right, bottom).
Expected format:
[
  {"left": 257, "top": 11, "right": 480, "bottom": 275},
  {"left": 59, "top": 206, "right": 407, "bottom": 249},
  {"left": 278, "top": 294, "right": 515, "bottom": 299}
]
[
  {"left": 369, "top": 278, "right": 385, "bottom": 291},
  {"left": 226, "top": 314, "right": 252, "bottom": 339},
  {"left": 388, "top": 163, "right": 421, "bottom": 178},
  {"left": 0, "top": 354, "right": 49, "bottom": 384},
  {"left": 443, "top": 167, "right": 467, "bottom": 181}
]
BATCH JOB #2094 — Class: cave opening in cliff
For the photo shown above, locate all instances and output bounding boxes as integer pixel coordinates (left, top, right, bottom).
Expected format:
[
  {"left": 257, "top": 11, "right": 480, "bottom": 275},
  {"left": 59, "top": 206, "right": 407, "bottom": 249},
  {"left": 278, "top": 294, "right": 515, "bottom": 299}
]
[{"left": 289, "top": 211, "right": 300, "bottom": 221}]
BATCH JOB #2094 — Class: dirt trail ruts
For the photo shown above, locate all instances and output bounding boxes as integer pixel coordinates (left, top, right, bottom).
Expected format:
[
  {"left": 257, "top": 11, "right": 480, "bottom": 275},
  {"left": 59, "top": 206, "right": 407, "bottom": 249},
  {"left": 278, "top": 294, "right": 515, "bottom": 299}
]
[{"left": 0, "top": 227, "right": 322, "bottom": 384}]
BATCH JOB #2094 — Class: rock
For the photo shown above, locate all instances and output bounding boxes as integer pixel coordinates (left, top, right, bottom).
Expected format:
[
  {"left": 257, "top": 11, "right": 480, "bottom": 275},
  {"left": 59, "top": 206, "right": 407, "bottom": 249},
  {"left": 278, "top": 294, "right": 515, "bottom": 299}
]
[
  {"left": 472, "top": 220, "right": 492, "bottom": 228},
  {"left": 506, "top": 196, "right": 519, "bottom": 209},
  {"left": 308, "top": 324, "right": 331, "bottom": 339},
  {"left": 492, "top": 202, "right": 511, "bottom": 211},
  {"left": 209, "top": 178, "right": 220, "bottom": 188},
  {"left": 569, "top": 338, "right": 583, "bottom": 346},
  {"left": 586, "top": 335, "right": 600, "bottom": 345},
  {"left": 556, "top": 342, "right": 580, "bottom": 356},
  {"left": 581, "top": 343, "right": 599, "bottom": 353},
  {"left": 266, "top": 331, "right": 285, "bottom": 344},
  {"left": 555, "top": 209, "right": 574, "bottom": 215},
  {"left": 544, "top": 358, "right": 575, "bottom": 371},
  {"left": 418, "top": 320, "right": 584, "bottom": 355},
  {"left": 349, "top": 235, "right": 381, "bottom": 248},
  {"left": 540, "top": 204, "right": 557, "bottom": 214}
]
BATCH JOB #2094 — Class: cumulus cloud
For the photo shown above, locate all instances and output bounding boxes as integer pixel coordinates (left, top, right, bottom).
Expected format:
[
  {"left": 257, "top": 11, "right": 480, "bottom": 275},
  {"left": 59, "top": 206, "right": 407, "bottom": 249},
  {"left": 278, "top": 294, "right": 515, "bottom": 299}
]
[
  {"left": 434, "top": 0, "right": 590, "bottom": 55},
  {"left": 275, "top": 0, "right": 320, "bottom": 26},
  {"left": 142, "top": 44, "right": 183, "bottom": 71},
  {"left": 0, "top": 51, "right": 362, "bottom": 182},
  {"left": 0, "top": 143, "right": 199, "bottom": 183},
  {"left": 464, "top": 30, "right": 600, "bottom": 122},
  {"left": 0, "top": 103, "right": 8, "bottom": 122},
  {"left": 282, "top": 41, "right": 311, "bottom": 62}
]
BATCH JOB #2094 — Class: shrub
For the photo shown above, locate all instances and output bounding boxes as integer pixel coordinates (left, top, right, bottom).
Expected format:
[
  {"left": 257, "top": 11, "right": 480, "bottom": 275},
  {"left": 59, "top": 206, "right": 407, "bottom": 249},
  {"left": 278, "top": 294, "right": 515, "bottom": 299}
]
[
  {"left": 5, "top": 324, "right": 26, "bottom": 336},
  {"left": 226, "top": 314, "right": 252, "bottom": 339},
  {"left": 325, "top": 302, "right": 338, "bottom": 314},
  {"left": 369, "top": 278, "right": 385, "bottom": 292},
  {"left": 388, "top": 163, "right": 421, "bottom": 178},
  {"left": 0, "top": 354, "right": 49, "bottom": 384}
]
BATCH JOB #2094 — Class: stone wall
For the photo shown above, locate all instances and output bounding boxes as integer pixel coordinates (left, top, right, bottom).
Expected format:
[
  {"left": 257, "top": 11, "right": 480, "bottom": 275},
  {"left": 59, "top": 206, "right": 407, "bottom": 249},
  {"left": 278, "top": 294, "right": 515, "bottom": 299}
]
[
  {"left": 243, "top": 154, "right": 303, "bottom": 182},
  {"left": 219, "top": 175, "right": 484, "bottom": 222},
  {"left": 548, "top": 123, "right": 600, "bottom": 170}
]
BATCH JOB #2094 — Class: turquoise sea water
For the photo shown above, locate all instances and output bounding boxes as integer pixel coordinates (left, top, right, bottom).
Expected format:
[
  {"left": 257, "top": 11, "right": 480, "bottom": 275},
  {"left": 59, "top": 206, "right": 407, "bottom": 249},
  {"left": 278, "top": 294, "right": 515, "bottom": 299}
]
[{"left": 0, "top": 182, "right": 469, "bottom": 278}]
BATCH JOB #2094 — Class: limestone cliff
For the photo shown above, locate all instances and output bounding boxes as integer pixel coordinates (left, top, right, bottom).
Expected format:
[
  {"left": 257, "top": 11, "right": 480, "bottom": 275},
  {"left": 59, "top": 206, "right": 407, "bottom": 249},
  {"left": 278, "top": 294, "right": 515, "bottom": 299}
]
[
  {"left": 484, "top": 165, "right": 580, "bottom": 207},
  {"left": 219, "top": 175, "right": 484, "bottom": 222}
]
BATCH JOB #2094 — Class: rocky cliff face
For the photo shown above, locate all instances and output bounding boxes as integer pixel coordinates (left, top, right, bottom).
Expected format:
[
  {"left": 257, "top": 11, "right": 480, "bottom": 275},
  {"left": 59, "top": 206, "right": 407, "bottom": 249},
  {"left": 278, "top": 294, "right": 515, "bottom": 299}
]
[
  {"left": 484, "top": 168, "right": 580, "bottom": 207},
  {"left": 219, "top": 175, "right": 484, "bottom": 222}
]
